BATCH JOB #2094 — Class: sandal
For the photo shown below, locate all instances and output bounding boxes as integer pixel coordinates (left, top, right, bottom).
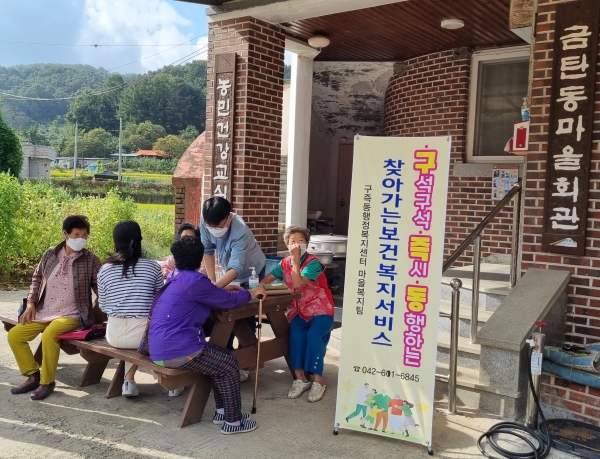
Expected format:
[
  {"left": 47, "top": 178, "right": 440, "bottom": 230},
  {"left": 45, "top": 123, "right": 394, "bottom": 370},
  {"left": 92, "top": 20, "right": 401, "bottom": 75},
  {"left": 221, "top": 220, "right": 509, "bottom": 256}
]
[
  {"left": 11, "top": 373, "right": 40, "bottom": 395},
  {"left": 30, "top": 381, "right": 55, "bottom": 400}
]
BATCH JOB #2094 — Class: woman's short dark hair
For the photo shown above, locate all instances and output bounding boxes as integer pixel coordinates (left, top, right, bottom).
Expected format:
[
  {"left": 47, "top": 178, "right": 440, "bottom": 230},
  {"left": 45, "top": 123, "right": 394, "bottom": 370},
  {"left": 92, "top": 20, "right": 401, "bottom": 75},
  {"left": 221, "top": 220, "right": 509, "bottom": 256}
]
[
  {"left": 171, "top": 236, "right": 204, "bottom": 271},
  {"left": 63, "top": 215, "right": 90, "bottom": 234},
  {"left": 106, "top": 220, "right": 143, "bottom": 278},
  {"left": 202, "top": 197, "right": 231, "bottom": 226},
  {"left": 176, "top": 222, "right": 200, "bottom": 239}
]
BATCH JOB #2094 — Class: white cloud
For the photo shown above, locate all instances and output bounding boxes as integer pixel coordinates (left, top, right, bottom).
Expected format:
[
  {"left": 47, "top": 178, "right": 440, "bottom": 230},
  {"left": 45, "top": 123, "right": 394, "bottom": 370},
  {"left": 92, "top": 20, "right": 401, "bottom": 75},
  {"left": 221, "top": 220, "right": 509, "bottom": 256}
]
[{"left": 78, "top": 0, "right": 204, "bottom": 72}]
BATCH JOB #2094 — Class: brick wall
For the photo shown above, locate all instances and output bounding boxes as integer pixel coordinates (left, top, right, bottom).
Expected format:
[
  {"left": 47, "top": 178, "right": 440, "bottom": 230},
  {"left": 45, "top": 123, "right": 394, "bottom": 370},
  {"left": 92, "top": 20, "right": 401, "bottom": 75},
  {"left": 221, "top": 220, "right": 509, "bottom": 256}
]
[
  {"left": 523, "top": 0, "right": 600, "bottom": 425},
  {"left": 204, "top": 18, "right": 285, "bottom": 255},
  {"left": 383, "top": 49, "right": 516, "bottom": 266}
]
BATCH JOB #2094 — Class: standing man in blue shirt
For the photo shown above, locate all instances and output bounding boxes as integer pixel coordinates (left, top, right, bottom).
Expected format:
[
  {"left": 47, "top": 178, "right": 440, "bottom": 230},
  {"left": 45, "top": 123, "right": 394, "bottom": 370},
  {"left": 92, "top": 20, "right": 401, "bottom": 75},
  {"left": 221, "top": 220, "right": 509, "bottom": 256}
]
[{"left": 201, "top": 196, "right": 267, "bottom": 287}]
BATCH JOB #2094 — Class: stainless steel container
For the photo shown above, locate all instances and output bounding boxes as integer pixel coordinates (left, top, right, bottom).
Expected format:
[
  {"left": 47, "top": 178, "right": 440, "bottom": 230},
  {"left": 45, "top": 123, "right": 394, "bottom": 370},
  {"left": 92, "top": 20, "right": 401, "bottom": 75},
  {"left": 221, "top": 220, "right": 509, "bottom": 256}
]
[
  {"left": 309, "top": 234, "right": 348, "bottom": 257},
  {"left": 307, "top": 248, "right": 334, "bottom": 265}
]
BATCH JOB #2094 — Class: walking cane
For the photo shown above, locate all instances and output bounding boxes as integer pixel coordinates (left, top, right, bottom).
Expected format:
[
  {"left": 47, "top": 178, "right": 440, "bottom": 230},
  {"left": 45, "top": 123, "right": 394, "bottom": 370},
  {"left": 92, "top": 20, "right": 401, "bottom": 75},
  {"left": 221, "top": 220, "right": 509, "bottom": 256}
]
[{"left": 251, "top": 294, "right": 264, "bottom": 414}]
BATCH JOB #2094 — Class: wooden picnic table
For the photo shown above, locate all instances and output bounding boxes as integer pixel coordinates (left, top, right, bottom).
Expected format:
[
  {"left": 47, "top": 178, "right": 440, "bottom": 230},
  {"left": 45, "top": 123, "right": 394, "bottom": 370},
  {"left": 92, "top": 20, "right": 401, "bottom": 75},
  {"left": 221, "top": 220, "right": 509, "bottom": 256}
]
[{"left": 0, "top": 292, "right": 301, "bottom": 427}]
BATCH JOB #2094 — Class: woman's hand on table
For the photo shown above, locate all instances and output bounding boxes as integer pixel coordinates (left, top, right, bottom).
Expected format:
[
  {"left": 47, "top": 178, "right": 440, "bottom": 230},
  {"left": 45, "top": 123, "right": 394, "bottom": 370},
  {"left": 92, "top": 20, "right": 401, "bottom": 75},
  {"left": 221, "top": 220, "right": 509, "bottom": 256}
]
[
  {"left": 249, "top": 286, "right": 267, "bottom": 299},
  {"left": 224, "top": 284, "right": 243, "bottom": 292}
]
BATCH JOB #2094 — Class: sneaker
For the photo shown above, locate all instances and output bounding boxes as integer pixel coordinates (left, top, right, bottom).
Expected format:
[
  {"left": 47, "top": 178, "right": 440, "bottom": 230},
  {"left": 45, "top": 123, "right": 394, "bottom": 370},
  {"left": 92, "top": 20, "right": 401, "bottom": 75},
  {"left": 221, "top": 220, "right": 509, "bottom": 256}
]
[
  {"left": 287, "top": 379, "right": 312, "bottom": 399},
  {"left": 212, "top": 411, "right": 251, "bottom": 425},
  {"left": 11, "top": 373, "right": 40, "bottom": 395},
  {"left": 239, "top": 369, "right": 250, "bottom": 383},
  {"left": 307, "top": 382, "right": 326, "bottom": 402},
  {"left": 221, "top": 418, "right": 257, "bottom": 435},
  {"left": 122, "top": 380, "right": 139, "bottom": 397},
  {"left": 168, "top": 387, "right": 185, "bottom": 397}
]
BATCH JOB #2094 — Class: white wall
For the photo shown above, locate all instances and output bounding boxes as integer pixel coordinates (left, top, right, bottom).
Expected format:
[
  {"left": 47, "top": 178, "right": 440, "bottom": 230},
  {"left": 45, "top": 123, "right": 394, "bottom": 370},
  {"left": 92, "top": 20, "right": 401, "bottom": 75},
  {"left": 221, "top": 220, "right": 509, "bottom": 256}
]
[{"left": 307, "top": 62, "right": 395, "bottom": 227}]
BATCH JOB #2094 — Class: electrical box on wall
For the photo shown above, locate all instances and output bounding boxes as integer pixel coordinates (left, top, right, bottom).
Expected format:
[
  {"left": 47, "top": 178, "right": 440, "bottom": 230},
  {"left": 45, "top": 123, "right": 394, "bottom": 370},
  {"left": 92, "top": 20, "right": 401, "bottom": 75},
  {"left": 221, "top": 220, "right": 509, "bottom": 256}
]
[{"left": 513, "top": 120, "right": 530, "bottom": 151}]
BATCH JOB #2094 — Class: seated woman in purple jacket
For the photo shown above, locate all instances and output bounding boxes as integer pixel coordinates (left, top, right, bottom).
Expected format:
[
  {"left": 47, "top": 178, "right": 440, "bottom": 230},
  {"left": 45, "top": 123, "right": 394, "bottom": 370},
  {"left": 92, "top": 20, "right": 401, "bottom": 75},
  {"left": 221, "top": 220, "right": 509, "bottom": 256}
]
[{"left": 148, "top": 236, "right": 266, "bottom": 435}]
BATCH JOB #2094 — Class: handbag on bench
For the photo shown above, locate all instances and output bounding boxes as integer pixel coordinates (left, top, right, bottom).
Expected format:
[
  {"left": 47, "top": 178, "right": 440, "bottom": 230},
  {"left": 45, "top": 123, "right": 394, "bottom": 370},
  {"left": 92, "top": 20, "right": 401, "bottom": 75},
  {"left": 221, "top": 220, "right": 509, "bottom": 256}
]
[{"left": 56, "top": 324, "right": 106, "bottom": 341}]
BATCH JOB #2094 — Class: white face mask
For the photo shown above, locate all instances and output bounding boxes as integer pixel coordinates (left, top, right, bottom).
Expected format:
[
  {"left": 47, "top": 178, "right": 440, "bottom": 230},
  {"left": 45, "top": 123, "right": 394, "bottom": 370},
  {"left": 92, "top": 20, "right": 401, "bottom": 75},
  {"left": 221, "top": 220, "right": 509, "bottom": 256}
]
[
  {"left": 207, "top": 226, "right": 228, "bottom": 238},
  {"left": 66, "top": 237, "right": 87, "bottom": 251},
  {"left": 299, "top": 244, "right": 307, "bottom": 256}
]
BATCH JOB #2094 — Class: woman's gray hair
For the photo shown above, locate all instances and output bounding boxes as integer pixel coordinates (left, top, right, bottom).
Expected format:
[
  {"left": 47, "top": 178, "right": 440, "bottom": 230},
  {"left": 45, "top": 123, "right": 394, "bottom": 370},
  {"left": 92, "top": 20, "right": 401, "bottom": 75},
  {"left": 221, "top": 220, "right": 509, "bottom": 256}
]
[{"left": 283, "top": 225, "right": 311, "bottom": 246}]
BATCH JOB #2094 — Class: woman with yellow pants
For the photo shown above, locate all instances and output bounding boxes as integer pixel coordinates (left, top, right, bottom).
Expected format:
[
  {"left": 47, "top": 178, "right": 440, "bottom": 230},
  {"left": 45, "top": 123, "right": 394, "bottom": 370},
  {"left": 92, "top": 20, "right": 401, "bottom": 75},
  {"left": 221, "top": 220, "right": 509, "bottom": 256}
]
[{"left": 8, "top": 215, "right": 101, "bottom": 400}]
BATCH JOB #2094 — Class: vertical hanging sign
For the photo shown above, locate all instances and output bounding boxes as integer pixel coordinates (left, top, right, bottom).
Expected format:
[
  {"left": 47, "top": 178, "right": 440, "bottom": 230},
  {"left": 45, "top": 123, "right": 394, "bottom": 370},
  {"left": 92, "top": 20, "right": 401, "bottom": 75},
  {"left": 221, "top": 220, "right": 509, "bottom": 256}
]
[
  {"left": 334, "top": 135, "right": 450, "bottom": 452},
  {"left": 212, "top": 53, "right": 236, "bottom": 202},
  {"left": 542, "top": 0, "right": 600, "bottom": 255}
]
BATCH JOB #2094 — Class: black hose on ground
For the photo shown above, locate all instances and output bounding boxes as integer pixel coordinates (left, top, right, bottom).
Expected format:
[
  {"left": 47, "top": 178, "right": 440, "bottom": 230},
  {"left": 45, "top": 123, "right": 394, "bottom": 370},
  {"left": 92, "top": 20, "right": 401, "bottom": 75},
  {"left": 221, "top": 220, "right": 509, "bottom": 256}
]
[{"left": 476, "top": 348, "right": 552, "bottom": 459}]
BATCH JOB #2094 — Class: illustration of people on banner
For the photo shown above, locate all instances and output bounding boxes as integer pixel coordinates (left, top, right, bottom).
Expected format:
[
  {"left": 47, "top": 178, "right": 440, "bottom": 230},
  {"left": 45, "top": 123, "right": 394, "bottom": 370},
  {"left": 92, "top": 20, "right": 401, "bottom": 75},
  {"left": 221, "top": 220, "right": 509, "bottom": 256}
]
[{"left": 334, "top": 135, "right": 451, "bottom": 451}]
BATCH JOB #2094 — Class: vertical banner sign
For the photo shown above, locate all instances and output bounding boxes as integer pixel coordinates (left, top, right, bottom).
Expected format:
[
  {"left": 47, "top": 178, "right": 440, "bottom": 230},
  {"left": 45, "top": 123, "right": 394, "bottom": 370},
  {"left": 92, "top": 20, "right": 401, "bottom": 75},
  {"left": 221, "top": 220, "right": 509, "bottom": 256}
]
[
  {"left": 212, "top": 53, "right": 236, "bottom": 202},
  {"left": 335, "top": 135, "right": 450, "bottom": 449},
  {"left": 542, "top": 0, "right": 600, "bottom": 255}
]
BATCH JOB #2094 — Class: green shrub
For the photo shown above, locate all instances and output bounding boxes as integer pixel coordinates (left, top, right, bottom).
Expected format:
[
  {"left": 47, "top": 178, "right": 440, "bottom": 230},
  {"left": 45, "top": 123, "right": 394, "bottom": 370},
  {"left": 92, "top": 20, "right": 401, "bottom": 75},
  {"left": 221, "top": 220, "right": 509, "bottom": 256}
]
[{"left": 0, "top": 178, "right": 175, "bottom": 275}]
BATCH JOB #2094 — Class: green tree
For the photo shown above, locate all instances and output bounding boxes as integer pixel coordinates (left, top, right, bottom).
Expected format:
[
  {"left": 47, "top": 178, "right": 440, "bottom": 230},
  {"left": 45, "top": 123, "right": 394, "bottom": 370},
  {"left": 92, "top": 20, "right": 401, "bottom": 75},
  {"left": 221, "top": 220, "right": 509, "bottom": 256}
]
[
  {"left": 19, "top": 124, "right": 50, "bottom": 146},
  {"left": 118, "top": 73, "right": 204, "bottom": 134},
  {"left": 0, "top": 110, "right": 23, "bottom": 175},
  {"left": 122, "top": 121, "right": 166, "bottom": 152},
  {"left": 66, "top": 74, "right": 124, "bottom": 132},
  {"left": 60, "top": 128, "right": 116, "bottom": 158},
  {"left": 178, "top": 125, "right": 200, "bottom": 144},
  {"left": 153, "top": 135, "right": 188, "bottom": 159}
]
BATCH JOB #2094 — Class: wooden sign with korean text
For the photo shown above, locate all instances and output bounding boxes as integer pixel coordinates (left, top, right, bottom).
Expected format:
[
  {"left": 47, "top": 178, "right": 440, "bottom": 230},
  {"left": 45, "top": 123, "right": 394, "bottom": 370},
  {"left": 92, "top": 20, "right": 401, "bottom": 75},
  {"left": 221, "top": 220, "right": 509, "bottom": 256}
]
[
  {"left": 542, "top": 0, "right": 600, "bottom": 256},
  {"left": 211, "top": 53, "right": 236, "bottom": 202}
]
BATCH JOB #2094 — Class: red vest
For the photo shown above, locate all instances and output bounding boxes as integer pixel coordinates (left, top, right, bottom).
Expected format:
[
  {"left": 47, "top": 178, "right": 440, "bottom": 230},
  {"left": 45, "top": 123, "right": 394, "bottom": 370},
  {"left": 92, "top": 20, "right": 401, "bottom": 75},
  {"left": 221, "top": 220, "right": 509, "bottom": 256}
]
[{"left": 281, "top": 253, "right": 334, "bottom": 322}]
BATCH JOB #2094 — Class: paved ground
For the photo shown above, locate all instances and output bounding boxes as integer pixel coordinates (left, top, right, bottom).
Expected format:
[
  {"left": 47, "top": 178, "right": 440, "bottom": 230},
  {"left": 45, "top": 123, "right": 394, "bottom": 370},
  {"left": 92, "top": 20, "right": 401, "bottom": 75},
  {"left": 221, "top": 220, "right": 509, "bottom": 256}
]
[{"left": 0, "top": 290, "right": 576, "bottom": 459}]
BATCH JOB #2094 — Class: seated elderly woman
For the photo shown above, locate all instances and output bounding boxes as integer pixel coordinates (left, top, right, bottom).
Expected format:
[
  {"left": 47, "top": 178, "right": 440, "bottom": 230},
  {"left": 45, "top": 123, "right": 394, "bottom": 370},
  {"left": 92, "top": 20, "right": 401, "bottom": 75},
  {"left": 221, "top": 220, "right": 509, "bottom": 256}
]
[
  {"left": 98, "top": 220, "right": 164, "bottom": 397},
  {"left": 158, "top": 222, "right": 206, "bottom": 279},
  {"left": 8, "top": 215, "right": 102, "bottom": 400},
  {"left": 148, "top": 237, "right": 266, "bottom": 435},
  {"left": 261, "top": 225, "right": 334, "bottom": 403}
]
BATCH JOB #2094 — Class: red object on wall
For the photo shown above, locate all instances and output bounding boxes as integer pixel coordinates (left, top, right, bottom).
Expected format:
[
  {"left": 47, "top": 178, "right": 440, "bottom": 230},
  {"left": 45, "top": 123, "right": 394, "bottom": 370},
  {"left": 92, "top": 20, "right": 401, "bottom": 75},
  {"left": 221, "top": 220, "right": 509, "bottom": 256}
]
[{"left": 513, "top": 120, "right": 529, "bottom": 151}]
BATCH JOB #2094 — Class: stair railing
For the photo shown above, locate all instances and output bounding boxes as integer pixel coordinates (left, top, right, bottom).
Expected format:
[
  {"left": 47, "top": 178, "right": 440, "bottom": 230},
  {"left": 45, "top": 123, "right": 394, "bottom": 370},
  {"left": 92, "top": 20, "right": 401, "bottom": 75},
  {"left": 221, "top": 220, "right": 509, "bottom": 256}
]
[{"left": 443, "top": 181, "right": 522, "bottom": 344}]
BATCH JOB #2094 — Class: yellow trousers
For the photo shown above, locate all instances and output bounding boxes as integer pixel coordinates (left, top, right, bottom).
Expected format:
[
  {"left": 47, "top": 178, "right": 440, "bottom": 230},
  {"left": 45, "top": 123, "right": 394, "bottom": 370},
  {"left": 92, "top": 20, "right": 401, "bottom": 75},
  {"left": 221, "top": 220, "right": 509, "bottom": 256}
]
[{"left": 7, "top": 318, "right": 80, "bottom": 385}]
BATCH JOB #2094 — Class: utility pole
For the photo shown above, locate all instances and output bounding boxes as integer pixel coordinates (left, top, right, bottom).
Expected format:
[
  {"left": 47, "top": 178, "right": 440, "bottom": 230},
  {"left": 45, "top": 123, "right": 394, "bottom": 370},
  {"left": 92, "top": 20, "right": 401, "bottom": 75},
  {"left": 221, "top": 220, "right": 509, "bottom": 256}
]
[
  {"left": 73, "top": 120, "right": 78, "bottom": 178},
  {"left": 118, "top": 118, "right": 123, "bottom": 181}
]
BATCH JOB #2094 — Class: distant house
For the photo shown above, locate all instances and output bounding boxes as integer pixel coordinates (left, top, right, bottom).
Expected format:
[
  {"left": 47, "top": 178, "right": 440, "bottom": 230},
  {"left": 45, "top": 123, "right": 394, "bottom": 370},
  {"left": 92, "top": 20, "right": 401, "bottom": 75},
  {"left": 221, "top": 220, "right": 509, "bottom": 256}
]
[
  {"left": 20, "top": 141, "right": 56, "bottom": 180},
  {"left": 52, "top": 157, "right": 112, "bottom": 170},
  {"left": 135, "top": 150, "right": 170, "bottom": 160}
]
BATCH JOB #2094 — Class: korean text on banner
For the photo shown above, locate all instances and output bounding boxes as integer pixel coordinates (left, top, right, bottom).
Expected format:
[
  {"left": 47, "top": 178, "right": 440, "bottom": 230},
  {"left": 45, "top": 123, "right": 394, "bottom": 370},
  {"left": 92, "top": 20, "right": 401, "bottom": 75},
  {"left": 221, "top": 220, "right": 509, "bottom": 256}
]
[{"left": 334, "top": 135, "right": 451, "bottom": 449}]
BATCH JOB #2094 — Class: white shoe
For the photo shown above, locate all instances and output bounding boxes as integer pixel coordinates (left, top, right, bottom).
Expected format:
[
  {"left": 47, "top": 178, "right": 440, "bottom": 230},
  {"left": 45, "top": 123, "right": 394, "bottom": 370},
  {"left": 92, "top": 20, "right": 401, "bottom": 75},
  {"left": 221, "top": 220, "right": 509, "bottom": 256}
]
[
  {"left": 239, "top": 370, "right": 250, "bottom": 383},
  {"left": 122, "top": 380, "right": 139, "bottom": 397},
  {"left": 168, "top": 387, "right": 185, "bottom": 397},
  {"left": 307, "top": 382, "right": 326, "bottom": 402},
  {"left": 288, "top": 379, "right": 312, "bottom": 399}
]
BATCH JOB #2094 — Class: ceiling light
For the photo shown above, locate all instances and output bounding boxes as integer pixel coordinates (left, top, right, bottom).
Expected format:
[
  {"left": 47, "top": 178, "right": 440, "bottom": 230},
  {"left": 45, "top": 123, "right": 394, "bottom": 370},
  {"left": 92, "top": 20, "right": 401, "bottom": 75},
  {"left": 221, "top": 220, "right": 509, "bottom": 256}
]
[
  {"left": 308, "top": 35, "right": 331, "bottom": 49},
  {"left": 441, "top": 19, "right": 465, "bottom": 30}
]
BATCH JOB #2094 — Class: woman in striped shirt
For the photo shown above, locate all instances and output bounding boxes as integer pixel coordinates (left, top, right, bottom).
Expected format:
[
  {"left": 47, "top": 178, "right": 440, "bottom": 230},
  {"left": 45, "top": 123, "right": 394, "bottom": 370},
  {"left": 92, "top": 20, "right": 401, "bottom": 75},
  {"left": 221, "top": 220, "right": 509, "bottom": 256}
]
[{"left": 98, "top": 220, "right": 163, "bottom": 397}]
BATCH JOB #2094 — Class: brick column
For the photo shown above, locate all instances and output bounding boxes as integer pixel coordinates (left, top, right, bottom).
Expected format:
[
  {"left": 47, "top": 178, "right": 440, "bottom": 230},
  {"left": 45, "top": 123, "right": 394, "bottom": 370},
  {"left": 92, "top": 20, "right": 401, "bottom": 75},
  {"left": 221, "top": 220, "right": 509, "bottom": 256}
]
[
  {"left": 204, "top": 18, "right": 285, "bottom": 255},
  {"left": 522, "top": 0, "right": 600, "bottom": 424}
]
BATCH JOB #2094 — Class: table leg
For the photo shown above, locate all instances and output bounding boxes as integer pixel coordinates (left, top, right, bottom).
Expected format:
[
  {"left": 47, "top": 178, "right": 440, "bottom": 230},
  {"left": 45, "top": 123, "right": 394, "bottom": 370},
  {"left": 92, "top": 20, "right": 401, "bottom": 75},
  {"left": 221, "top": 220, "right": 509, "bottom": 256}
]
[
  {"left": 106, "top": 360, "right": 125, "bottom": 398},
  {"left": 209, "top": 321, "right": 234, "bottom": 348},
  {"left": 179, "top": 377, "right": 212, "bottom": 428},
  {"left": 265, "top": 311, "right": 294, "bottom": 379},
  {"left": 78, "top": 349, "right": 111, "bottom": 387},
  {"left": 3, "top": 321, "right": 15, "bottom": 332}
]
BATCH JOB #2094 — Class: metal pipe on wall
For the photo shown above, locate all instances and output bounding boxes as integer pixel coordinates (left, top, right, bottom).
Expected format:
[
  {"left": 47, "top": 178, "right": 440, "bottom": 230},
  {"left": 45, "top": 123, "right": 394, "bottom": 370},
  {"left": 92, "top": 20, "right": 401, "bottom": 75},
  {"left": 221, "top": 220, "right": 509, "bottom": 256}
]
[{"left": 510, "top": 187, "right": 522, "bottom": 288}]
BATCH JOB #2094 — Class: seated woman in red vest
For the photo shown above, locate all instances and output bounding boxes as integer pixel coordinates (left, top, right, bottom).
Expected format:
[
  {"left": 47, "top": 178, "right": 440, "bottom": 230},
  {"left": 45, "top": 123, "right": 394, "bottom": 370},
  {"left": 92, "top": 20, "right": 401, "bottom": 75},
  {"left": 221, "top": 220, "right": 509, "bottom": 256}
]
[{"left": 261, "top": 226, "right": 334, "bottom": 403}]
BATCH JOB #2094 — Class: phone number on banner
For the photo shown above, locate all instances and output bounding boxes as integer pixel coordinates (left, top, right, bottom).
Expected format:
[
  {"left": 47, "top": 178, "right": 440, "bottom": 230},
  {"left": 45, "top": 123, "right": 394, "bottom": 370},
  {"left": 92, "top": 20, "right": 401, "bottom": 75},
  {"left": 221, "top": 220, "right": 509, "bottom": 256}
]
[{"left": 353, "top": 366, "right": 420, "bottom": 382}]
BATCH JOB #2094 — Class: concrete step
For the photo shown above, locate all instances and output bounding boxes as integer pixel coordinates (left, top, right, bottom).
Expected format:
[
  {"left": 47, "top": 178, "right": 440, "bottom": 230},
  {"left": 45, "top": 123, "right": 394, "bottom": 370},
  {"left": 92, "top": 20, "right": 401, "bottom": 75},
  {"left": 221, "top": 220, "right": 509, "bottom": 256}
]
[
  {"left": 434, "top": 362, "right": 523, "bottom": 419},
  {"left": 441, "top": 263, "right": 511, "bottom": 312},
  {"left": 436, "top": 329, "right": 481, "bottom": 370},
  {"left": 437, "top": 299, "right": 492, "bottom": 339}
]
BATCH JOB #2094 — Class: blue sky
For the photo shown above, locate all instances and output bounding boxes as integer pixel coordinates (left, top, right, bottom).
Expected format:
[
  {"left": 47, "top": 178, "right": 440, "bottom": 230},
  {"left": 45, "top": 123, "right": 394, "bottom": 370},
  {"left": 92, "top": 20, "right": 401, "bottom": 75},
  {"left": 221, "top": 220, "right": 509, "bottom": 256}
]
[{"left": 0, "top": 0, "right": 209, "bottom": 73}]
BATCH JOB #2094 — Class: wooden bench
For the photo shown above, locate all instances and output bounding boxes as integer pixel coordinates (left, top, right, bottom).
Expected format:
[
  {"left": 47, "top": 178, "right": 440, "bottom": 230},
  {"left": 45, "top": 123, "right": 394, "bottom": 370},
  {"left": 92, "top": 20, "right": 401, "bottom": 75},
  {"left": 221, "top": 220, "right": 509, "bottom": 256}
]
[
  {"left": 0, "top": 293, "right": 302, "bottom": 428},
  {"left": 0, "top": 312, "right": 209, "bottom": 427}
]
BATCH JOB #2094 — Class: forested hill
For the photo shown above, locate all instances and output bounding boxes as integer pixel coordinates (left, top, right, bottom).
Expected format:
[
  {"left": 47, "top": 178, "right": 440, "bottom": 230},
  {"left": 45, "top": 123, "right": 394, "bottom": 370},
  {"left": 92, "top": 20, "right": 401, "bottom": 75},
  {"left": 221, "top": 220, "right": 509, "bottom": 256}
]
[
  {"left": 0, "top": 62, "right": 209, "bottom": 132},
  {"left": 0, "top": 64, "right": 110, "bottom": 128}
]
